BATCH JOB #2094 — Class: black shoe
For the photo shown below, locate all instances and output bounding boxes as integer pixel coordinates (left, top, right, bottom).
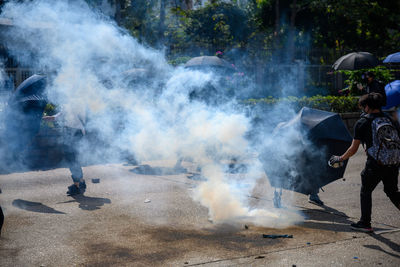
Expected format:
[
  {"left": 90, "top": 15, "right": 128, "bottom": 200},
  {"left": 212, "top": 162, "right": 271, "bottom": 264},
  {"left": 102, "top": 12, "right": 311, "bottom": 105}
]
[
  {"left": 309, "top": 193, "right": 324, "bottom": 206},
  {"left": 351, "top": 221, "right": 373, "bottom": 233},
  {"left": 79, "top": 181, "right": 86, "bottom": 194},
  {"left": 67, "top": 184, "right": 81, "bottom": 196}
]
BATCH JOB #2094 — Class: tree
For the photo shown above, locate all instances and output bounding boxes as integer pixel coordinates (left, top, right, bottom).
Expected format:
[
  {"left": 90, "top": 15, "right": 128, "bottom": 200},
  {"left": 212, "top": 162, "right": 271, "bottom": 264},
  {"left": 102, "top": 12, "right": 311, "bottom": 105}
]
[
  {"left": 310, "top": 1, "right": 400, "bottom": 56},
  {"left": 182, "top": 1, "right": 250, "bottom": 54}
]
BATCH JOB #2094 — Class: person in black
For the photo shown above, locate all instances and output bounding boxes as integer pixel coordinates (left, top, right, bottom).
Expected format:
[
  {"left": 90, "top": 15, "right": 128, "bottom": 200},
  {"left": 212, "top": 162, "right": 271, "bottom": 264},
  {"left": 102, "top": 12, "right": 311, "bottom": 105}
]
[
  {"left": 330, "top": 93, "right": 400, "bottom": 232},
  {"left": 0, "top": 188, "right": 3, "bottom": 236},
  {"left": 361, "top": 71, "right": 387, "bottom": 107}
]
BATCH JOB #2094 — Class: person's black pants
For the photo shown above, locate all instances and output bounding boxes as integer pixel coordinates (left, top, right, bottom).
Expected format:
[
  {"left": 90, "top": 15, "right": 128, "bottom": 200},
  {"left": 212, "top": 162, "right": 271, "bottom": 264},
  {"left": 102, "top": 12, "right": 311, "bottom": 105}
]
[
  {"left": 360, "top": 159, "right": 400, "bottom": 224},
  {"left": 63, "top": 129, "right": 83, "bottom": 183},
  {"left": 0, "top": 205, "right": 4, "bottom": 236}
]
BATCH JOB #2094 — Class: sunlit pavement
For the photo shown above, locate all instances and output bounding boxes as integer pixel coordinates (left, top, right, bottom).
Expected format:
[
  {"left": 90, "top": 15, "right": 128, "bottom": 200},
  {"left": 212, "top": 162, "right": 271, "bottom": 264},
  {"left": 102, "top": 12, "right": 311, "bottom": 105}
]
[{"left": 0, "top": 148, "right": 399, "bottom": 266}]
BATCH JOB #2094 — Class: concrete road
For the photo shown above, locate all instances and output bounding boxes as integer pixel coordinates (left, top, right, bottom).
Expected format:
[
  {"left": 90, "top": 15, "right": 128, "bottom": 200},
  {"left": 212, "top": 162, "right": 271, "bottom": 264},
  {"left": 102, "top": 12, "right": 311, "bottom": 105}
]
[{"left": 0, "top": 148, "right": 399, "bottom": 266}]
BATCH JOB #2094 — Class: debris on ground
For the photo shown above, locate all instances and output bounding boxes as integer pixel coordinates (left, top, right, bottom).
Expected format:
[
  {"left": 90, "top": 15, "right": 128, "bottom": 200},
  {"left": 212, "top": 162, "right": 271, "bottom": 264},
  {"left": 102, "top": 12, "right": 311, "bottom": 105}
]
[
  {"left": 244, "top": 224, "right": 249, "bottom": 229},
  {"left": 132, "top": 165, "right": 156, "bottom": 175},
  {"left": 91, "top": 178, "right": 100, "bottom": 183},
  {"left": 263, "top": 234, "right": 293, "bottom": 239},
  {"left": 306, "top": 242, "right": 311, "bottom": 245},
  {"left": 186, "top": 173, "right": 207, "bottom": 181},
  {"left": 144, "top": 199, "right": 151, "bottom": 203},
  {"left": 255, "top": 256, "right": 265, "bottom": 259}
]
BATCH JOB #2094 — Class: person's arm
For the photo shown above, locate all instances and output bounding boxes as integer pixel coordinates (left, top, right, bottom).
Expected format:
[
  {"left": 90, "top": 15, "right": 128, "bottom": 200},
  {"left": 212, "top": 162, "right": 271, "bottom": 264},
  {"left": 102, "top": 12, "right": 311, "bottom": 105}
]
[
  {"left": 329, "top": 139, "right": 361, "bottom": 166},
  {"left": 339, "top": 139, "right": 361, "bottom": 161},
  {"left": 42, "top": 112, "right": 61, "bottom": 122}
]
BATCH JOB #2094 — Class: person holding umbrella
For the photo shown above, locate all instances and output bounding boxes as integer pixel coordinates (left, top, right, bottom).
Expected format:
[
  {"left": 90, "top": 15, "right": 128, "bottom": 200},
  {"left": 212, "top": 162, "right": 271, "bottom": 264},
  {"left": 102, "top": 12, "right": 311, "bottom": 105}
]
[
  {"left": 360, "top": 71, "right": 387, "bottom": 107},
  {"left": 329, "top": 93, "right": 400, "bottom": 232}
]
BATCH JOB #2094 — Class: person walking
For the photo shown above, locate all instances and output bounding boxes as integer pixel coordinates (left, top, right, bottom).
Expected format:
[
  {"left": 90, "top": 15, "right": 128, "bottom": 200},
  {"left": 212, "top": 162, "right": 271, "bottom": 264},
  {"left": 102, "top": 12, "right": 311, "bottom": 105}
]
[
  {"left": 43, "top": 106, "right": 87, "bottom": 196},
  {"left": 0, "top": 188, "right": 3, "bottom": 236},
  {"left": 329, "top": 93, "right": 400, "bottom": 232}
]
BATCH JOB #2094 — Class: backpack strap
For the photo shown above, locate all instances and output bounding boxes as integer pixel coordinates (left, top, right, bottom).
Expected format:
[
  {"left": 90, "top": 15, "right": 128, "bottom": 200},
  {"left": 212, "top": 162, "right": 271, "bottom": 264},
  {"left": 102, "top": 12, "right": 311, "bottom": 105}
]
[{"left": 360, "top": 113, "right": 374, "bottom": 151}]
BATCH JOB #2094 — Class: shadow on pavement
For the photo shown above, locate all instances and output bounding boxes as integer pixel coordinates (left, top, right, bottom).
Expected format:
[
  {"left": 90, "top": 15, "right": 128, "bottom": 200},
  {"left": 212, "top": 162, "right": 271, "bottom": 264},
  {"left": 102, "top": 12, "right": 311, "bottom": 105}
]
[
  {"left": 300, "top": 204, "right": 356, "bottom": 232},
  {"left": 61, "top": 195, "right": 111, "bottom": 211},
  {"left": 130, "top": 164, "right": 187, "bottom": 176},
  {"left": 300, "top": 205, "right": 397, "bottom": 234},
  {"left": 365, "top": 233, "right": 400, "bottom": 257},
  {"left": 364, "top": 244, "right": 400, "bottom": 259},
  {"left": 12, "top": 199, "right": 65, "bottom": 214},
  {"left": 302, "top": 204, "right": 353, "bottom": 224}
]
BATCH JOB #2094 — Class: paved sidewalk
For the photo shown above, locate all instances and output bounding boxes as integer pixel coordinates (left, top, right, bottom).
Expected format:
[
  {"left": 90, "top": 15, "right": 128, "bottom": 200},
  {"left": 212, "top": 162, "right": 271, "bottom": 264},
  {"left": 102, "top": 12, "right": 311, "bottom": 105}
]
[{"left": 0, "top": 149, "right": 399, "bottom": 266}]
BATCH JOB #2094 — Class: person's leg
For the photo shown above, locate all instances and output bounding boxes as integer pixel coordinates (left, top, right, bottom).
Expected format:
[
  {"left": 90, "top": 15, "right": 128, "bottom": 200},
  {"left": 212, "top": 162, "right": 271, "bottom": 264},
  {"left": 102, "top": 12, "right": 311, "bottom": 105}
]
[
  {"left": 359, "top": 165, "right": 381, "bottom": 225},
  {"left": 309, "top": 188, "right": 324, "bottom": 205},
  {"left": 0, "top": 205, "right": 4, "bottom": 236},
  {"left": 381, "top": 166, "right": 400, "bottom": 210},
  {"left": 64, "top": 130, "right": 85, "bottom": 195}
]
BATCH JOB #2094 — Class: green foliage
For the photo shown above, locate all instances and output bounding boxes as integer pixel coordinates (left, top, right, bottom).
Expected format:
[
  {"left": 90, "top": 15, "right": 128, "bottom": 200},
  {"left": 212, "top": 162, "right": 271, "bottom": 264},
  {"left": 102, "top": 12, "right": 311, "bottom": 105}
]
[
  {"left": 244, "top": 95, "right": 360, "bottom": 113},
  {"left": 182, "top": 1, "right": 250, "bottom": 53},
  {"left": 340, "top": 66, "right": 394, "bottom": 96},
  {"left": 43, "top": 103, "right": 57, "bottom": 116},
  {"left": 310, "top": 1, "right": 400, "bottom": 53},
  {"left": 168, "top": 56, "right": 192, "bottom": 66}
]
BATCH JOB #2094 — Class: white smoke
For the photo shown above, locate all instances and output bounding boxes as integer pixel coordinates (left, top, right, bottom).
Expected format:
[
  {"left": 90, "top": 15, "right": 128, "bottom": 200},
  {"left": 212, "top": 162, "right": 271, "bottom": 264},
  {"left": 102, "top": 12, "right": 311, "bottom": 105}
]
[{"left": 0, "top": 0, "right": 304, "bottom": 227}]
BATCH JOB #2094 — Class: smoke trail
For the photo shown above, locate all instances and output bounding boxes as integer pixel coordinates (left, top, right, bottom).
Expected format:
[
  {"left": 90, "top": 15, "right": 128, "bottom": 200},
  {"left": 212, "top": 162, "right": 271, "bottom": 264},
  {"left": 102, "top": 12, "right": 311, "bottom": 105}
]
[{"left": 0, "top": 0, "right": 305, "bottom": 227}]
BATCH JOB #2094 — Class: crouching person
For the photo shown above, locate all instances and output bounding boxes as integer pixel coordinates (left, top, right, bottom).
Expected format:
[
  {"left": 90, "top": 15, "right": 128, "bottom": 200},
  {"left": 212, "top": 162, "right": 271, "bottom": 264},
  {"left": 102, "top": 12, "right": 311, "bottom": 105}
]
[{"left": 330, "top": 93, "right": 400, "bottom": 232}]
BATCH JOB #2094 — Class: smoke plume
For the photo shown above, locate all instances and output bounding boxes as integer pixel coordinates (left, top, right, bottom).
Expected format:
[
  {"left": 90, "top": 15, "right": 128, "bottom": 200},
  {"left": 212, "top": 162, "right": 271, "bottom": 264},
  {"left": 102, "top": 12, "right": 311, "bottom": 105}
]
[{"left": 0, "top": 0, "right": 306, "bottom": 227}]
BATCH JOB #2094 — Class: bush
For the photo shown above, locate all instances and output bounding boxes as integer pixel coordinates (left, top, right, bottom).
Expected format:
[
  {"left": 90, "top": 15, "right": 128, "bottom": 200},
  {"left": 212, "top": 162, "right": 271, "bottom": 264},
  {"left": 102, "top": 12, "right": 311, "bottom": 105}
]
[{"left": 243, "top": 95, "right": 360, "bottom": 113}]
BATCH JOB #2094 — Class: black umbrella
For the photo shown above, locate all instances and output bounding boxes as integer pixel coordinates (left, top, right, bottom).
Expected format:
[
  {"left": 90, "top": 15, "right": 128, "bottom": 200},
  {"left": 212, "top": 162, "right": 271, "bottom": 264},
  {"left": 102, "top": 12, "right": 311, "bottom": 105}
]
[
  {"left": 9, "top": 74, "right": 47, "bottom": 104},
  {"left": 332, "top": 52, "right": 379, "bottom": 70},
  {"left": 2, "top": 74, "right": 47, "bottom": 160},
  {"left": 184, "top": 56, "right": 236, "bottom": 72},
  {"left": 260, "top": 107, "right": 352, "bottom": 195}
]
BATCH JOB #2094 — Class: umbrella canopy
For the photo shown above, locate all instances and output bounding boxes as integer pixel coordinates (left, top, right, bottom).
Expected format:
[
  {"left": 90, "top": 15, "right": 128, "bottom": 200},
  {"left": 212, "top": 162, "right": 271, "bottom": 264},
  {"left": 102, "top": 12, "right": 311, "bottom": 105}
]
[
  {"left": 382, "top": 80, "right": 400, "bottom": 110},
  {"left": 184, "top": 56, "right": 235, "bottom": 71},
  {"left": 383, "top": 52, "right": 400, "bottom": 64},
  {"left": 2, "top": 74, "right": 48, "bottom": 158},
  {"left": 9, "top": 74, "right": 47, "bottom": 104},
  {"left": 332, "top": 52, "right": 379, "bottom": 70},
  {"left": 260, "top": 107, "right": 353, "bottom": 195}
]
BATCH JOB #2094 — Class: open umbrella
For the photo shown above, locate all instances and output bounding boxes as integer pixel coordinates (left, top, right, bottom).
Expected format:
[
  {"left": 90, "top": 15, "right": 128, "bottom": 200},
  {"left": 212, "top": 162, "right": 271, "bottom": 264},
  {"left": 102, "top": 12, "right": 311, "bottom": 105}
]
[
  {"left": 9, "top": 74, "right": 47, "bottom": 104},
  {"left": 332, "top": 52, "right": 380, "bottom": 70},
  {"left": 383, "top": 52, "right": 400, "bottom": 64},
  {"left": 2, "top": 74, "right": 47, "bottom": 159},
  {"left": 260, "top": 107, "right": 352, "bottom": 195},
  {"left": 382, "top": 80, "right": 400, "bottom": 110},
  {"left": 184, "top": 56, "right": 236, "bottom": 72}
]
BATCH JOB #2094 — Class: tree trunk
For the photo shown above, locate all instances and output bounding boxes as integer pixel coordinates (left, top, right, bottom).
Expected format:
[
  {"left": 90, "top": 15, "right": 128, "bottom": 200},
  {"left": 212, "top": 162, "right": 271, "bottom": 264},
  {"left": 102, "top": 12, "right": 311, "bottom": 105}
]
[
  {"left": 273, "top": 0, "right": 280, "bottom": 61},
  {"left": 184, "top": 0, "right": 193, "bottom": 10},
  {"left": 159, "top": 0, "right": 166, "bottom": 46},
  {"left": 114, "top": 0, "right": 124, "bottom": 25},
  {"left": 275, "top": 0, "right": 280, "bottom": 36},
  {"left": 287, "top": 0, "right": 297, "bottom": 62}
]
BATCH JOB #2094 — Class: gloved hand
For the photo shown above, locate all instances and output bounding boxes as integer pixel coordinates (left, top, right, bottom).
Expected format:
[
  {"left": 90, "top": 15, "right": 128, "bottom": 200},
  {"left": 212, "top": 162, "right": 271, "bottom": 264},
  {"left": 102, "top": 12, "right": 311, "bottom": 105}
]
[{"left": 328, "top": 155, "right": 343, "bottom": 168}]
